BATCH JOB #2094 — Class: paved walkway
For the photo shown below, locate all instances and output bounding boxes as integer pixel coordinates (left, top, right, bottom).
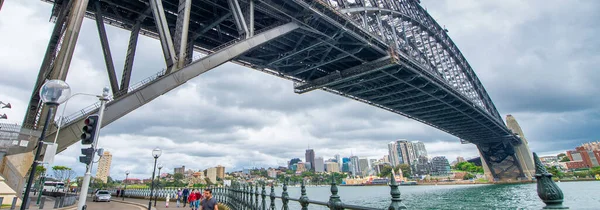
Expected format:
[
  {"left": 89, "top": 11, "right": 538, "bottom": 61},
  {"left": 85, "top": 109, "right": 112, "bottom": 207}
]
[
  {"left": 16, "top": 194, "right": 148, "bottom": 210},
  {"left": 114, "top": 197, "right": 187, "bottom": 210}
]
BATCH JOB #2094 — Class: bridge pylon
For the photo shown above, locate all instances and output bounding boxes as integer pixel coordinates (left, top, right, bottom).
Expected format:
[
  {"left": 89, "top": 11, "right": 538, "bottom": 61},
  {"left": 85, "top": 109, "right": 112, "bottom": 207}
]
[{"left": 477, "top": 115, "right": 535, "bottom": 182}]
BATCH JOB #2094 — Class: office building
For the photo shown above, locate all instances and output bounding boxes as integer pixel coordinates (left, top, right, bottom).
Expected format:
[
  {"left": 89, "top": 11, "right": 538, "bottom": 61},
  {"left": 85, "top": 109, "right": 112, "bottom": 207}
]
[
  {"left": 430, "top": 156, "right": 451, "bottom": 176},
  {"left": 206, "top": 167, "right": 217, "bottom": 184},
  {"left": 412, "top": 141, "right": 428, "bottom": 158},
  {"left": 388, "top": 142, "right": 400, "bottom": 167},
  {"left": 95, "top": 151, "right": 112, "bottom": 183},
  {"left": 359, "top": 158, "right": 369, "bottom": 177},
  {"left": 350, "top": 156, "right": 360, "bottom": 176},
  {"left": 325, "top": 162, "right": 340, "bottom": 173},
  {"left": 305, "top": 149, "right": 315, "bottom": 171},
  {"left": 314, "top": 157, "right": 324, "bottom": 172},
  {"left": 174, "top": 166, "right": 185, "bottom": 174},
  {"left": 216, "top": 165, "right": 225, "bottom": 179}
]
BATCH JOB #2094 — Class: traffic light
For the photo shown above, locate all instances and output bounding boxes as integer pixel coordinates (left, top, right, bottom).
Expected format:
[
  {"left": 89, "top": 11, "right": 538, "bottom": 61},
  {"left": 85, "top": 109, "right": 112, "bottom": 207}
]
[
  {"left": 81, "top": 115, "right": 99, "bottom": 145},
  {"left": 79, "top": 147, "right": 95, "bottom": 165}
]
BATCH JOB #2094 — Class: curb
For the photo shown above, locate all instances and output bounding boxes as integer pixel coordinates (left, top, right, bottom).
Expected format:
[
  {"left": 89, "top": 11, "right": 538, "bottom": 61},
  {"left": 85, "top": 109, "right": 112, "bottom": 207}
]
[{"left": 111, "top": 199, "right": 156, "bottom": 210}]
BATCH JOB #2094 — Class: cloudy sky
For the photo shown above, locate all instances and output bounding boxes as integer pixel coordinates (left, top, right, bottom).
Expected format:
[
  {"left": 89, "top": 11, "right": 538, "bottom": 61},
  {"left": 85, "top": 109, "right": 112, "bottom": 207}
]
[{"left": 1, "top": 0, "right": 598, "bottom": 180}]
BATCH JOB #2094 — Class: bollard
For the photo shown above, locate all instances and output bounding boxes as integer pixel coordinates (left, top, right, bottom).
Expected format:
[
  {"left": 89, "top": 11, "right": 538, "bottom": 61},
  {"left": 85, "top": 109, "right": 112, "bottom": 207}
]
[
  {"left": 11, "top": 197, "right": 17, "bottom": 210},
  {"left": 328, "top": 173, "right": 343, "bottom": 210},
  {"left": 533, "top": 152, "right": 568, "bottom": 209},
  {"left": 388, "top": 173, "right": 407, "bottom": 209},
  {"left": 39, "top": 197, "right": 46, "bottom": 209},
  {"left": 58, "top": 197, "right": 64, "bottom": 208},
  {"left": 53, "top": 197, "right": 59, "bottom": 209}
]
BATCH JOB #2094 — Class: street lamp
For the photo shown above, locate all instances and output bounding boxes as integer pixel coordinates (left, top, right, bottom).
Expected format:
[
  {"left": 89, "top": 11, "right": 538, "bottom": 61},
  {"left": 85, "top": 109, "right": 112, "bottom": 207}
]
[
  {"left": 123, "top": 171, "right": 130, "bottom": 201},
  {"left": 154, "top": 164, "right": 163, "bottom": 206},
  {"left": 148, "top": 147, "right": 161, "bottom": 210},
  {"left": 21, "top": 80, "right": 71, "bottom": 210}
]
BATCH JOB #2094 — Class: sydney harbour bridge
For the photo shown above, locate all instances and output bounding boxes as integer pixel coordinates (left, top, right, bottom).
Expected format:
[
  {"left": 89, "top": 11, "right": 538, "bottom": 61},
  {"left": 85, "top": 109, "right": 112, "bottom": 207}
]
[{"left": 3, "top": 0, "right": 535, "bottom": 194}]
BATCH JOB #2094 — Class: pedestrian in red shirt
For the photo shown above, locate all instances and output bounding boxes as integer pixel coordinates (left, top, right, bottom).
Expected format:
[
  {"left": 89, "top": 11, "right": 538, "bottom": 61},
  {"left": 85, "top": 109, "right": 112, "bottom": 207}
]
[{"left": 188, "top": 189, "right": 197, "bottom": 210}]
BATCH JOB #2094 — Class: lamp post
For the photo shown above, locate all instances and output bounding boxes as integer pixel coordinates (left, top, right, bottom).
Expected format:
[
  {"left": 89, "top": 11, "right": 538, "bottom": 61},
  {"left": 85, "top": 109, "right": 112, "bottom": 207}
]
[
  {"left": 148, "top": 147, "right": 161, "bottom": 210},
  {"left": 154, "top": 164, "right": 162, "bottom": 206},
  {"left": 21, "top": 80, "right": 71, "bottom": 210},
  {"left": 123, "top": 171, "right": 129, "bottom": 201}
]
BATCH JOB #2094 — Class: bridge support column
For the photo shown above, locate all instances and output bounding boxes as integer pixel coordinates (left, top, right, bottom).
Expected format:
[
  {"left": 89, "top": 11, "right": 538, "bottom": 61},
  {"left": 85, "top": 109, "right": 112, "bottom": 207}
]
[
  {"left": 477, "top": 142, "right": 527, "bottom": 182},
  {"left": 149, "top": 0, "right": 178, "bottom": 73}
]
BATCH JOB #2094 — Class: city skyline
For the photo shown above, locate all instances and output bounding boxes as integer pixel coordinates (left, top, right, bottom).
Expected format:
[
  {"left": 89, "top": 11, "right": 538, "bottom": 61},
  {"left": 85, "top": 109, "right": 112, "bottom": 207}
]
[{"left": 1, "top": 0, "right": 599, "bottom": 180}]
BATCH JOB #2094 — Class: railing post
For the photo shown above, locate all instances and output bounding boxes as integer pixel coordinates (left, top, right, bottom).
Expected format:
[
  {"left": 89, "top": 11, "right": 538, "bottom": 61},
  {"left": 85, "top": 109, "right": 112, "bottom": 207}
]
[
  {"left": 255, "top": 183, "right": 259, "bottom": 210},
  {"left": 533, "top": 152, "right": 568, "bottom": 209},
  {"left": 299, "top": 179, "right": 309, "bottom": 210},
  {"left": 261, "top": 182, "right": 267, "bottom": 210},
  {"left": 249, "top": 183, "right": 254, "bottom": 209},
  {"left": 328, "top": 173, "right": 343, "bottom": 210},
  {"left": 282, "top": 177, "right": 289, "bottom": 210},
  {"left": 389, "top": 173, "right": 407, "bottom": 209},
  {"left": 269, "top": 184, "right": 276, "bottom": 210}
]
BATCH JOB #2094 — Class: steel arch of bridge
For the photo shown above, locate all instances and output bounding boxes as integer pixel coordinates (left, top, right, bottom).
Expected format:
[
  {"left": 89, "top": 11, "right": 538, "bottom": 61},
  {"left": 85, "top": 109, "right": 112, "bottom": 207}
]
[{"left": 17, "top": 0, "right": 527, "bottom": 180}]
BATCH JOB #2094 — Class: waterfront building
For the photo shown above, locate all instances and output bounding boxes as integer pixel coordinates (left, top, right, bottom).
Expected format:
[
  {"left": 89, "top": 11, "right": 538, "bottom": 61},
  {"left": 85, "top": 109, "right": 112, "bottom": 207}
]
[
  {"left": 387, "top": 141, "right": 400, "bottom": 167},
  {"left": 412, "top": 141, "right": 428, "bottom": 158},
  {"left": 325, "top": 162, "right": 340, "bottom": 173},
  {"left": 267, "top": 169, "right": 278, "bottom": 178},
  {"left": 430, "top": 156, "right": 451, "bottom": 176},
  {"left": 174, "top": 166, "right": 185, "bottom": 175},
  {"left": 414, "top": 156, "right": 431, "bottom": 176},
  {"left": 314, "top": 157, "right": 325, "bottom": 172},
  {"left": 359, "top": 158, "right": 369, "bottom": 177},
  {"left": 382, "top": 155, "right": 390, "bottom": 163},
  {"left": 305, "top": 149, "right": 315, "bottom": 171},
  {"left": 335, "top": 154, "right": 342, "bottom": 169},
  {"left": 567, "top": 146, "right": 600, "bottom": 168},
  {"left": 95, "top": 151, "right": 112, "bottom": 183},
  {"left": 582, "top": 141, "right": 600, "bottom": 151},
  {"left": 296, "top": 162, "right": 306, "bottom": 173},
  {"left": 350, "top": 156, "right": 360, "bottom": 176}
]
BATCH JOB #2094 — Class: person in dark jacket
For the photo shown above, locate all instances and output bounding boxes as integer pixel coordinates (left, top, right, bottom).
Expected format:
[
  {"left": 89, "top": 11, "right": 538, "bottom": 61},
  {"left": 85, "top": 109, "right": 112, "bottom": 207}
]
[{"left": 182, "top": 188, "right": 190, "bottom": 207}]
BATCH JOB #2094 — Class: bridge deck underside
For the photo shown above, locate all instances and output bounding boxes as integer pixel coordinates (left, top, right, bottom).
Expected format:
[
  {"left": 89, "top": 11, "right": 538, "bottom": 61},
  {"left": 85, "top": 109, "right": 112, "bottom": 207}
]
[{"left": 40, "top": 0, "right": 518, "bottom": 145}]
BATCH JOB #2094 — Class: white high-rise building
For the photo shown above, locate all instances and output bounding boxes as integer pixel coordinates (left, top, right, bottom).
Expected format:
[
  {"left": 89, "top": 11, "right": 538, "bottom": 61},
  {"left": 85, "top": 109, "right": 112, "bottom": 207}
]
[
  {"left": 412, "top": 141, "right": 428, "bottom": 158},
  {"left": 387, "top": 142, "right": 400, "bottom": 167},
  {"left": 314, "top": 157, "right": 325, "bottom": 172},
  {"left": 350, "top": 156, "right": 360, "bottom": 176}
]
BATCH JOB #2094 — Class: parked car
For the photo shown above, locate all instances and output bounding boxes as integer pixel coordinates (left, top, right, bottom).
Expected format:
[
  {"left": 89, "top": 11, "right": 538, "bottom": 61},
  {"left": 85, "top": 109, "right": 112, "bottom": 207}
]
[{"left": 93, "top": 190, "right": 111, "bottom": 202}]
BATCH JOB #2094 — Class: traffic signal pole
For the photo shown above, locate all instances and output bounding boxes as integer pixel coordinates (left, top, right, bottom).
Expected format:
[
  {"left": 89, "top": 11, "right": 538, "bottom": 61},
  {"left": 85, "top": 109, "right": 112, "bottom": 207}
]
[{"left": 77, "top": 87, "right": 109, "bottom": 210}]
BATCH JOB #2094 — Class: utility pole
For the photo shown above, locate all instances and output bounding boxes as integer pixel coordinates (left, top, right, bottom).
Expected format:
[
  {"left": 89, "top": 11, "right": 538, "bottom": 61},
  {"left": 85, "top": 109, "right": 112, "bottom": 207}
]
[{"left": 77, "top": 87, "right": 109, "bottom": 210}]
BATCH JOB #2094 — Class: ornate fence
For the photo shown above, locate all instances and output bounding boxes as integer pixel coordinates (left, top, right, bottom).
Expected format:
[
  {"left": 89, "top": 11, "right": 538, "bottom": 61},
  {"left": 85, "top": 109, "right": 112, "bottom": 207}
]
[
  {"left": 213, "top": 173, "right": 406, "bottom": 210},
  {"left": 109, "top": 173, "right": 405, "bottom": 209}
]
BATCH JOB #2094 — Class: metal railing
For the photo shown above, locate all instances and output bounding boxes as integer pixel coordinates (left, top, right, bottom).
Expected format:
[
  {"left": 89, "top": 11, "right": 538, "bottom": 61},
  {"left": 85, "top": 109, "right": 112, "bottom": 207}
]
[{"left": 213, "top": 173, "right": 406, "bottom": 210}]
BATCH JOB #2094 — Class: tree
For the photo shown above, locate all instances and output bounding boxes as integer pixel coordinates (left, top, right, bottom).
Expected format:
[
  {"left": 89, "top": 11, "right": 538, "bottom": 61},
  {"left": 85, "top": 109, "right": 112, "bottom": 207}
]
[
  {"left": 396, "top": 164, "right": 412, "bottom": 178},
  {"left": 546, "top": 166, "right": 563, "bottom": 178},
  {"left": 52, "top": 166, "right": 75, "bottom": 182},
  {"left": 378, "top": 165, "right": 393, "bottom": 178},
  {"left": 173, "top": 173, "right": 184, "bottom": 182},
  {"left": 35, "top": 165, "right": 46, "bottom": 179},
  {"left": 557, "top": 153, "right": 570, "bottom": 162}
]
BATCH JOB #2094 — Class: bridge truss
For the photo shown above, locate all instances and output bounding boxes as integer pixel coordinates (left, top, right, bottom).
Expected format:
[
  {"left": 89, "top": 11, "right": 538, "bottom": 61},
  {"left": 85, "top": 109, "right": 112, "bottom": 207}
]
[{"left": 17, "top": 0, "right": 528, "bottom": 180}]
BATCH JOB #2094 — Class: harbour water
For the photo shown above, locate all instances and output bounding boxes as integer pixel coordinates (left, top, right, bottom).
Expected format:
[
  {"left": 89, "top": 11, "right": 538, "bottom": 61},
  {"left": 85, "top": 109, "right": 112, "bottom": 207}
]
[{"left": 267, "top": 181, "right": 599, "bottom": 209}]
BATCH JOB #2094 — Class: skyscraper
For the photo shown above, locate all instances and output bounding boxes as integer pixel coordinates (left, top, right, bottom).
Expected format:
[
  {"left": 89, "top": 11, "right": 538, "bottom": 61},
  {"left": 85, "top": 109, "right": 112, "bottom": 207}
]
[
  {"left": 359, "top": 158, "right": 369, "bottom": 177},
  {"left": 412, "top": 141, "right": 428, "bottom": 158},
  {"left": 95, "top": 151, "right": 112, "bottom": 183},
  {"left": 305, "top": 149, "right": 315, "bottom": 171},
  {"left": 314, "top": 157, "right": 324, "bottom": 172},
  {"left": 388, "top": 142, "right": 400, "bottom": 166},
  {"left": 350, "top": 156, "right": 360, "bottom": 176}
]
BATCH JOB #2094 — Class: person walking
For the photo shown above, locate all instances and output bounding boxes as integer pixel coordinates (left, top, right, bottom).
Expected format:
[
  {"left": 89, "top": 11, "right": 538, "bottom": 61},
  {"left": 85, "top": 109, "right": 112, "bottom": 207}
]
[
  {"left": 176, "top": 189, "right": 182, "bottom": 208},
  {"left": 165, "top": 193, "right": 170, "bottom": 208},
  {"left": 187, "top": 189, "right": 197, "bottom": 210},
  {"left": 182, "top": 188, "right": 189, "bottom": 207},
  {"left": 194, "top": 189, "right": 202, "bottom": 210},
  {"left": 201, "top": 188, "right": 218, "bottom": 210}
]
